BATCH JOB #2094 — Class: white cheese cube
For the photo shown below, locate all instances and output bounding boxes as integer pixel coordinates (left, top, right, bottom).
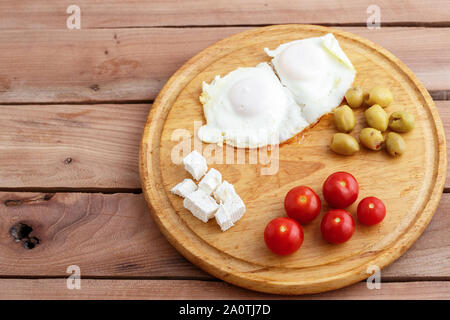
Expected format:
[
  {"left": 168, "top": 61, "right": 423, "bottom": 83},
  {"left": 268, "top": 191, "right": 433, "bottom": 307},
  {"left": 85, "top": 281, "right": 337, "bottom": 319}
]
[
  {"left": 183, "top": 189, "right": 218, "bottom": 223},
  {"left": 213, "top": 180, "right": 246, "bottom": 226},
  {"left": 183, "top": 150, "right": 208, "bottom": 181},
  {"left": 170, "top": 179, "right": 197, "bottom": 198},
  {"left": 226, "top": 195, "right": 246, "bottom": 224},
  {"left": 198, "top": 168, "right": 222, "bottom": 195},
  {"left": 214, "top": 204, "right": 234, "bottom": 232},
  {"left": 213, "top": 180, "right": 238, "bottom": 203}
]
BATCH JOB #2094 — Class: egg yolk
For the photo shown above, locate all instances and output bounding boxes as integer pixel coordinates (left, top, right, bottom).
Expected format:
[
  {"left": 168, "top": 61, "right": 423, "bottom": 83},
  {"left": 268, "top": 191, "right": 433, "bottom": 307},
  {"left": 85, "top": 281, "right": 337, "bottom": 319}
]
[
  {"left": 278, "top": 42, "right": 326, "bottom": 81},
  {"left": 228, "top": 77, "right": 272, "bottom": 117}
]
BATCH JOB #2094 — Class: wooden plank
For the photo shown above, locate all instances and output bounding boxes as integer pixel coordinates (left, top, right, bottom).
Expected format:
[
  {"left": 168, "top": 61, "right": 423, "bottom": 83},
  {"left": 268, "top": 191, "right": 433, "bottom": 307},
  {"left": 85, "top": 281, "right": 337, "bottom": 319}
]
[
  {"left": 0, "top": 27, "right": 448, "bottom": 103},
  {"left": 440, "top": 103, "right": 450, "bottom": 189},
  {"left": 0, "top": 279, "right": 448, "bottom": 299},
  {"left": 382, "top": 192, "right": 450, "bottom": 278},
  {"left": 0, "top": 101, "right": 447, "bottom": 189},
  {"left": 0, "top": 192, "right": 448, "bottom": 279},
  {"left": 0, "top": 104, "right": 150, "bottom": 189},
  {"left": 1, "top": 1, "right": 450, "bottom": 29},
  {"left": 0, "top": 192, "right": 204, "bottom": 278}
]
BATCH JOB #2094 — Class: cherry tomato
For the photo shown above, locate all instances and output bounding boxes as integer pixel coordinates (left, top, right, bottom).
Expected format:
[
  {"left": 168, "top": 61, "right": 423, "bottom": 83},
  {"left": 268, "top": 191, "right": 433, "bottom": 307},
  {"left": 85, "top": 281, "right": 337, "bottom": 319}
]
[
  {"left": 284, "top": 186, "right": 321, "bottom": 224},
  {"left": 322, "top": 172, "right": 359, "bottom": 208},
  {"left": 264, "top": 217, "right": 304, "bottom": 255},
  {"left": 321, "top": 209, "right": 355, "bottom": 244},
  {"left": 357, "top": 197, "right": 386, "bottom": 226}
]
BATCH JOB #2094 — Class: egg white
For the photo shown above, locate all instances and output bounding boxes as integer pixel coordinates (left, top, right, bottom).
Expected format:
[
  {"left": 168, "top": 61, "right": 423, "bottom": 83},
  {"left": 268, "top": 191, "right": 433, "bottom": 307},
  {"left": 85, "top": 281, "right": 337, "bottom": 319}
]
[
  {"left": 198, "top": 34, "right": 356, "bottom": 148},
  {"left": 198, "top": 63, "right": 308, "bottom": 148},
  {"left": 265, "top": 33, "right": 356, "bottom": 124}
]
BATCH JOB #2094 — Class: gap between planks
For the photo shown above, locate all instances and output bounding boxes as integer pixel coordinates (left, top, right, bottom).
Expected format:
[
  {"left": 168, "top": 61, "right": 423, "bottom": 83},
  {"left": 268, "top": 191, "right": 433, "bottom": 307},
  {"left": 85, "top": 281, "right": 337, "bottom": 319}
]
[
  {"left": 0, "top": 187, "right": 142, "bottom": 195},
  {"left": 0, "top": 275, "right": 448, "bottom": 282},
  {"left": 91, "top": 22, "right": 450, "bottom": 29},
  {"left": 0, "top": 188, "right": 447, "bottom": 194},
  {"left": 0, "top": 89, "right": 448, "bottom": 106}
]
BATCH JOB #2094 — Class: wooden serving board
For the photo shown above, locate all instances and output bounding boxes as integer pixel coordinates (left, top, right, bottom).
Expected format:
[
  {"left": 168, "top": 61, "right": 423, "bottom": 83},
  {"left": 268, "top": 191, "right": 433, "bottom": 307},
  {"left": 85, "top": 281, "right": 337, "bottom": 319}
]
[{"left": 139, "top": 25, "right": 447, "bottom": 295}]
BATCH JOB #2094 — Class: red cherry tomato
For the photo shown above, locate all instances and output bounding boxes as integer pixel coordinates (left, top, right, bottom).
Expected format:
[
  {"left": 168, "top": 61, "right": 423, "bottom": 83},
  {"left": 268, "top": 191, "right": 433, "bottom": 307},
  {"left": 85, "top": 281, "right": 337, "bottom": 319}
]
[
  {"left": 357, "top": 197, "right": 386, "bottom": 226},
  {"left": 284, "top": 186, "right": 321, "bottom": 224},
  {"left": 321, "top": 209, "right": 355, "bottom": 244},
  {"left": 322, "top": 172, "right": 359, "bottom": 208},
  {"left": 264, "top": 217, "right": 304, "bottom": 255}
]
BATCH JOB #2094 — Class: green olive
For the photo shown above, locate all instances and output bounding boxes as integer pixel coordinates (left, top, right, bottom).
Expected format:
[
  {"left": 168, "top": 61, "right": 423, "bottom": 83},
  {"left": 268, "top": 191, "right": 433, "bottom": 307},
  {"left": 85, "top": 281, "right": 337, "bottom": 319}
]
[
  {"left": 365, "top": 104, "right": 388, "bottom": 132},
  {"left": 334, "top": 105, "right": 356, "bottom": 133},
  {"left": 345, "top": 87, "right": 364, "bottom": 108},
  {"left": 366, "top": 86, "right": 393, "bottom": 108},
  {"left": 359, "top": 127, "right": 384, "bottom": 151},
  {"left": 330, "top": 133, "right": 360, "bottom": 156},
  {"left": 385, "top": 132, "right": 406, "bottom": 156},
  {"left": 388, "top": 111, "right": 415, "bottom": 133}
]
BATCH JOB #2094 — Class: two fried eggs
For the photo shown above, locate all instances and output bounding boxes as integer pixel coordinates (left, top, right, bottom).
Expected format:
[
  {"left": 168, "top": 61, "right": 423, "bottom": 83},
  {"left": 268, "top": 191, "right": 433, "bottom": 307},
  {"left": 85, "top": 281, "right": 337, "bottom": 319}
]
[{"left": 198, "top": 33, "right": 356, "bottom": 148}]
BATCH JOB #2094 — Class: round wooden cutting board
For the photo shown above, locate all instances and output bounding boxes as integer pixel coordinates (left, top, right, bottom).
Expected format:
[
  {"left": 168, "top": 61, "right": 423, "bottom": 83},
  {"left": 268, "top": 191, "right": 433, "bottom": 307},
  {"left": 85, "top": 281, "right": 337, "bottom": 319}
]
[{"left": 139, "top": 25, "right": 446, "bottom": 295}]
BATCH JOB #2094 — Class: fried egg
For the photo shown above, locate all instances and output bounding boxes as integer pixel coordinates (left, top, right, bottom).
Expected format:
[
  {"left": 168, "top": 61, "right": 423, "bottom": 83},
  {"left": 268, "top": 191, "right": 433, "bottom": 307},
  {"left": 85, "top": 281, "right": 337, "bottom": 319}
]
[
  {"left": 265, "top": 33, "right": 356, "bottom": 123},
  {"left": 198, "top": 62, "right": 308, "bottom": 148},
  {"left": 198, "top": 34, "right": 355, "bottom": 148}
]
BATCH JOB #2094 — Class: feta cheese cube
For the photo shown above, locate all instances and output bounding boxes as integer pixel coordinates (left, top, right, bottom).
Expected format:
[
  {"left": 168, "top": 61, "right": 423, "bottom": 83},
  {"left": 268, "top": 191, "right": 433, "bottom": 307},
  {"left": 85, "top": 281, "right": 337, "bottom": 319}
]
[
  {"left": 170, "top": 178, "right": 197, "bottom": 198},
  {"left": 213, "top": 180, "right": 246, "bottom": 227},
  {"left": 213, "top": 180, "right": 238, "bottom": 204},
  {"left": 226, "top": 196, "right": 246, "bottom": 224},
  {"left": 198, "top": 168, "right": 222, "bottom": 195},
  {"left": 183, "top": 150, "right": 207, "bottom": 181},
  {"left": 183, "top": 189, "right": 218, "bottom": 223},
  {"left": 214, "top": 204, "right": 234, "bottom": 231}
]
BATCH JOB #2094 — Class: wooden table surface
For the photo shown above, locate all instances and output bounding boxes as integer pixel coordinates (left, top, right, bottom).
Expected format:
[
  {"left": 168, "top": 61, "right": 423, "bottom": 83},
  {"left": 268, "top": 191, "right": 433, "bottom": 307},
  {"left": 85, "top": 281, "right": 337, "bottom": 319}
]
[{"left": 0, "top": 0, "right": 449, "bottom": 300}]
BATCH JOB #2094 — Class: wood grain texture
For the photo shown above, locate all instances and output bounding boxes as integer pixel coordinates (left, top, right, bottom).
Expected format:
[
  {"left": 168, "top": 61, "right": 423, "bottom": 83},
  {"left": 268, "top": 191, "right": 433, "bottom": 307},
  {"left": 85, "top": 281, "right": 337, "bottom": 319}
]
[
  {"left": 0, "top": 192, "right": 447, "bottom": 279},
  {"left": 0, "top": 1, "right": 447, "bottom": 301},
  {"left": 0, "top": 102, "right": 447, "bottom": 190},
  {"left": 0, "top": 27, "right": 449, "bottom": 103},
  {"left": 0, "top": 104, "right": 149, "bottom": 189},
  {"left": 381, "top": 193, "right": 450, "bottom": 279},
  {"left": 1, "top": 0, "right": 450, "bottom": 29},
  {"left": 440, "top": 104, "right": 450, "bottom": 189},
  {"left": 0, "top": 192, "right": 202, "bottom": 278},
  {"left": 0, "top": 279, "right": 448, "bottom": 300},
  {"left": 140, "top": 25, "right": 447, "bottom": 294}
]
